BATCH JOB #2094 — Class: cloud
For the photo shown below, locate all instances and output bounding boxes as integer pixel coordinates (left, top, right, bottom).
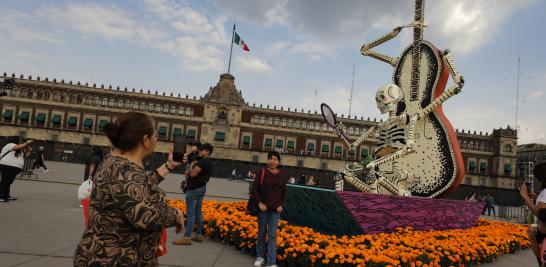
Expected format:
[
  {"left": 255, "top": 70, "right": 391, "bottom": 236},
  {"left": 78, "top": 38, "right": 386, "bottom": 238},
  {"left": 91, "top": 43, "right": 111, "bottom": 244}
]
[
  {"left": 235, "top": 56, "right": 273, "bottom": 73},
  {"left": 218, "top": 0, "right": 536, "bottom": 56},
  {"left": 265, "top": 41, "right": 335, "bottom": 61},
  {"left": 518, "top": 120, "right": 546, "bottom": 144},
  {"left": 0, "top": 10, "right": 63, "bottom": 45},
  {"left": 39, "top": 1, "right": 228, "bottom": 72}
]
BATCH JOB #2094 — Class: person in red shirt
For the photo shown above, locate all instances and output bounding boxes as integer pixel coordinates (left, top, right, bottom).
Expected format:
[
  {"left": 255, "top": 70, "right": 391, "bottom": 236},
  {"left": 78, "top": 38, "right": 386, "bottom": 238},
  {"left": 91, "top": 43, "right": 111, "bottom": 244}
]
[{"left": 252, "top": 151, "right": 286, "bottom": 267}]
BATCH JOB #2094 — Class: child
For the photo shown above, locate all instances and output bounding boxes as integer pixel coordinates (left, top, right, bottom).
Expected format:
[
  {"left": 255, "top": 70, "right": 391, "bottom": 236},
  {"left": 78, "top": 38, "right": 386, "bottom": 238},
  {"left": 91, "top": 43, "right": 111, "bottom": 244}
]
[{"left": 529, "top": 208, "right": 546, "bottom": 266}]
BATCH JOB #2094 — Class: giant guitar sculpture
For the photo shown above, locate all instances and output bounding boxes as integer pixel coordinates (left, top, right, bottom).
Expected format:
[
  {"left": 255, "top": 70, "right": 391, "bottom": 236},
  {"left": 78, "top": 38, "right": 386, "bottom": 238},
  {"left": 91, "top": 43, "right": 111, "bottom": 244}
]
[{"left": 323, "top": 0, "right": 465, "bottom": 198}]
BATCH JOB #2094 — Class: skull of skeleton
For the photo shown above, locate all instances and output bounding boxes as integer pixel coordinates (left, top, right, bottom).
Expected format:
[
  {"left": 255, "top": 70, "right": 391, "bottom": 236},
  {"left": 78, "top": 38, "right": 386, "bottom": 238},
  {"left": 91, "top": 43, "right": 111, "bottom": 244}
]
[{"left": 375, "top": 84, "right": 403, "bottom": 114}]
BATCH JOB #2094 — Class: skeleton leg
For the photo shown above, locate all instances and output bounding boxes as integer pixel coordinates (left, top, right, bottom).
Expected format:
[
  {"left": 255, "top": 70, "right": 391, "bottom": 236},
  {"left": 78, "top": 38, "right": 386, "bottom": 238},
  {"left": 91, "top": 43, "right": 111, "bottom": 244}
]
[{"left": 337, "top": 162, "right": 374, "bottom": 193}]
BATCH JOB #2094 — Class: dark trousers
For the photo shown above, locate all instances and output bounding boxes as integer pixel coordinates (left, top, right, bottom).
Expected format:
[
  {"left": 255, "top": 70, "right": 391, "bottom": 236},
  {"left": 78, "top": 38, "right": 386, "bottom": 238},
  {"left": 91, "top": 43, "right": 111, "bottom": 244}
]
[
  {"left": 33, "top": 160, "right": 48, "bottom": 170},
  {"left": 486, "top": 205, "right": 496, "bottom": 216},
  {"left": 0, "top": 165, "right": 22, "bottom": 199}
]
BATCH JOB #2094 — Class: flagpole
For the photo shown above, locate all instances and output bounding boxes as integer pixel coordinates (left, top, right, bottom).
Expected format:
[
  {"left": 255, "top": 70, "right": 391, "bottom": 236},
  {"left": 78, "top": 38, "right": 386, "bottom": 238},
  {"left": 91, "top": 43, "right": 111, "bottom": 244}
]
[{"left": 227, "top": 23, "right": 236, "bottom": 74}]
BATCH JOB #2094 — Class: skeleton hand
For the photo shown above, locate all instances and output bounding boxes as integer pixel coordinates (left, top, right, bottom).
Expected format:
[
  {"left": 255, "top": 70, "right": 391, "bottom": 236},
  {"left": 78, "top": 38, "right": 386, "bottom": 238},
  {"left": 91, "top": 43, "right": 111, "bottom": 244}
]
[{"left": 406, "top": 140, "right": 415, "bottom": 150}]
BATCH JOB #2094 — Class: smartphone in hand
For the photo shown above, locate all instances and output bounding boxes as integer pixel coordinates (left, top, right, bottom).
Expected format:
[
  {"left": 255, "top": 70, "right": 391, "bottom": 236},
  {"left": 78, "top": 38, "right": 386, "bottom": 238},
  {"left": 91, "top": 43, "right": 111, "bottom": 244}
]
[{"left": 173, "top": 135, "right": 187, "bottom": 162}]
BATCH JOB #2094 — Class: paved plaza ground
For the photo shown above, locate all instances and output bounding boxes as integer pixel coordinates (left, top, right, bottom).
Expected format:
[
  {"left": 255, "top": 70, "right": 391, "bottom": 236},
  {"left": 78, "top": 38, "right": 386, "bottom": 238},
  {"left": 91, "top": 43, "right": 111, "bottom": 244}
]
[{"left": 0, "top": 161, "right": 539, "bottom": 266}]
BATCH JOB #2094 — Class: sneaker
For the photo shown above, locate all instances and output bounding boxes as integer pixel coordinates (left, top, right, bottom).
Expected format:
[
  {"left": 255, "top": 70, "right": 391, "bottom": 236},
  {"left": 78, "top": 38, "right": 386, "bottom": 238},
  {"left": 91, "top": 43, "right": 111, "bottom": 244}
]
[
  {"left": 172, "top": 238, "right": 192, "bottom": 245},
  {"left": 7, "top": 196, "right": 17, "bottom": 201},
  {"left": 0, "top": 198, "right": 8, "bottom": 203},
  {"left": 78, "top": 204, "right": 84, "bottom": 208},
  {"left": 253, "top": 257, "right": 265, "bottom": 267},
  {"left": 191, "top": 235, "right": 203, "bottom": 242},
  {"left": 267, "top": 265, "right": 278, "bottom": 267},
  {"left": 43, "top": 170, "right": 49, "bottom": 173}
]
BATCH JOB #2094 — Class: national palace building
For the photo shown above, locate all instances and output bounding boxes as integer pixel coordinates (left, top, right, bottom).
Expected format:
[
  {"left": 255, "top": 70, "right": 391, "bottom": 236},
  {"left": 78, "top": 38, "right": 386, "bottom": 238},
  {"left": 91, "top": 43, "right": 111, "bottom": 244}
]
[{"left": 0, "top": 72, "right": 520, "bottom": 203}]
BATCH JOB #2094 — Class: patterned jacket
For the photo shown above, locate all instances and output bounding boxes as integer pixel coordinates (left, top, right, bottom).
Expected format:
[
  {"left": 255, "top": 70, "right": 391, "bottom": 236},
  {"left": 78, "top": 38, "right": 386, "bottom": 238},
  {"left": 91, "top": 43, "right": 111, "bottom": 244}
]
[{"left": 74, "top": 155, "right": 181, "bottom": 267}]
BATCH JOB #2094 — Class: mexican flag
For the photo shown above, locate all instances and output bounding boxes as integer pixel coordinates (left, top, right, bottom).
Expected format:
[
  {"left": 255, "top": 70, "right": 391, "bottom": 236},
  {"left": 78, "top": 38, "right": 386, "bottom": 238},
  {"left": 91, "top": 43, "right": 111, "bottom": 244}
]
[{"left": 233, "top": 32, "right": 250, "bottom": 52}]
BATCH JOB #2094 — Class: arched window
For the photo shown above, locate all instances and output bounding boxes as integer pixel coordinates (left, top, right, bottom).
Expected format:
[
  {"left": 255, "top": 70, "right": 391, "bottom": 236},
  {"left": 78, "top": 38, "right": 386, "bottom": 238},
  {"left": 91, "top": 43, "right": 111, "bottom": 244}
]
[
  {"left": 185, "top": 107, "right": 192, "bottom": 115},
  {"left": 504, "top": 144, "right": 513, "bottom": 153},
  {"left": 178, "top": 107, "right": 185, "bottom": 115},
  {"left": 170, "top": 106, "right": 176, "bottom": 114}
]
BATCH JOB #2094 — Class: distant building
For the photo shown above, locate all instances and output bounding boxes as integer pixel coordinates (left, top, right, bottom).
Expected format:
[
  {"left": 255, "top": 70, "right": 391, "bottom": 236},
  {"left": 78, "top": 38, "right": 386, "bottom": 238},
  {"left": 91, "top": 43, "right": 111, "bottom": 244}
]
[
  {"left": 517, "top": 143, "right": 546, "bottom": 192},
  {"left": 0, "top": 73, "right": 521, "bottom": 203}
]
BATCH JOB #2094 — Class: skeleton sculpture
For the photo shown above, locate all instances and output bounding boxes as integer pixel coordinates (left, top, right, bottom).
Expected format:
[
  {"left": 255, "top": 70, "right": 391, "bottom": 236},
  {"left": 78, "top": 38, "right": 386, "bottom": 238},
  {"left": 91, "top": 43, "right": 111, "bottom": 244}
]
[{"left": 323, "top": 0, "right": 465, "bottom": 197}]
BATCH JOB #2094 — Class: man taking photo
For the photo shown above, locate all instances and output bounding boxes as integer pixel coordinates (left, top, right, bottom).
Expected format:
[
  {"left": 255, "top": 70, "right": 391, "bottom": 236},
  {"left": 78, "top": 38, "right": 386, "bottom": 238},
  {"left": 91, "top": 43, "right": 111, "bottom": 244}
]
[{"left": 173, "top": 143, "right": 213, "bottom": 245}]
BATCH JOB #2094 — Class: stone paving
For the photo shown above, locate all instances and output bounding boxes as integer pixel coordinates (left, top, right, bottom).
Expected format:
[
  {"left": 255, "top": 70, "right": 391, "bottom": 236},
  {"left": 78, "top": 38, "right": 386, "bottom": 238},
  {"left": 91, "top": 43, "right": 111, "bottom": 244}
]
[{"left": 0, "top": 161, "right": 538, "bottom": 266}]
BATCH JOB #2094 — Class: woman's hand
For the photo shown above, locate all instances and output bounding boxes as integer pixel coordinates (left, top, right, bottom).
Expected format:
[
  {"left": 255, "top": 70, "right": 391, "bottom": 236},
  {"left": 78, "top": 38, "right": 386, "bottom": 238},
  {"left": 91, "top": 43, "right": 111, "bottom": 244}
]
[
  {"left": 258, "top": 202, "right": 267, "bottom": 212},
  {"left": 276, "top": 206, "right": 283, "bottom": 213},
  {"left": 519, "top": 184, "right": 530, "bottom": 201},
  {"left": 167, "top": 148, "right": 183, "bottom": 169}
]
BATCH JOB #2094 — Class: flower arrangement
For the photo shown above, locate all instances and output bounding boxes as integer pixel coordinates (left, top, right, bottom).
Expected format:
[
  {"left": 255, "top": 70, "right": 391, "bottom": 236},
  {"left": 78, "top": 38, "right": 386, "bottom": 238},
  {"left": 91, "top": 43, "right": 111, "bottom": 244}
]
[{"left": 168, "top": 199, "right": 530, "bottom": 267}]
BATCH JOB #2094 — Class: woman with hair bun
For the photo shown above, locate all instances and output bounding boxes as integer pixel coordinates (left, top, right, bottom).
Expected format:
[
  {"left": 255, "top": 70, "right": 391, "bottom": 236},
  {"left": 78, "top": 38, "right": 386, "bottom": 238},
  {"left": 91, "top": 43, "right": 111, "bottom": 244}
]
[{"left": 74, "top": 112, "right": 184, "bottom": 267}]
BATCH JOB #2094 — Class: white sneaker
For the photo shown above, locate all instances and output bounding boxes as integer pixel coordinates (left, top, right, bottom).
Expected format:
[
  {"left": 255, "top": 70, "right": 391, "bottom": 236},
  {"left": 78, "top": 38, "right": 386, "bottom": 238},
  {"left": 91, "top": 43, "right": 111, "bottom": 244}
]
[
  {"left": 253, "top": 257, "right": 265, "bottom": 267},
  {"left": 78, "top": 204, "right": 83, "bottom": 208},
  {"left": 267, "top": 265, "right": 278, "bottom": 267},
  {"left": 43, "top": 170, "right": 49, "bottom": 173}
]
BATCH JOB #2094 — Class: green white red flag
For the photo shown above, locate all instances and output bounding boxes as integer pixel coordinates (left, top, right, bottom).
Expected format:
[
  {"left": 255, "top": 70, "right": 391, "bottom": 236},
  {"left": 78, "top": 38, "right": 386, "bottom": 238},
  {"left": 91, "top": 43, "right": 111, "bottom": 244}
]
[{"left": 233, "top": 32, "right": 250, "bottom": 52}]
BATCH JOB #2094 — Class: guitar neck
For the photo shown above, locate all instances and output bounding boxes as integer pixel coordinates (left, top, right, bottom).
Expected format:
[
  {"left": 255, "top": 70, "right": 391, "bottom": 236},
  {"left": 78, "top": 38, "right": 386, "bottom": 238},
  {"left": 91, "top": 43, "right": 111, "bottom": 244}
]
[{"left": 410, "top": 0, "right": 425, "bottom": 101}]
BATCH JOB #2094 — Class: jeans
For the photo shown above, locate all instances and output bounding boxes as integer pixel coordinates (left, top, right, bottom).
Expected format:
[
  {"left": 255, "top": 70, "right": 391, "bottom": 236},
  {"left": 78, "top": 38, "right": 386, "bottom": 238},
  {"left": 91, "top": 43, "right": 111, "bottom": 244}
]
[
  {"left": 486, "top": 205, "right": 496, "bottom": 216},
  {"left": 184, "top": 186, "right": 206, "bottom": 238},
  {"left": 257, "top": 210, "right": 281, "bottom": 266}
]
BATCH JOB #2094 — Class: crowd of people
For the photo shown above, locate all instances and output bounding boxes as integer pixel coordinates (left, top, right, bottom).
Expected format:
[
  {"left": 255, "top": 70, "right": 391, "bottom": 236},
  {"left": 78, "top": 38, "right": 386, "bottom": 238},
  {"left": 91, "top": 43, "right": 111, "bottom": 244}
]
[{"left": 464, "top": 192, "right": 496, "bottom": 216}]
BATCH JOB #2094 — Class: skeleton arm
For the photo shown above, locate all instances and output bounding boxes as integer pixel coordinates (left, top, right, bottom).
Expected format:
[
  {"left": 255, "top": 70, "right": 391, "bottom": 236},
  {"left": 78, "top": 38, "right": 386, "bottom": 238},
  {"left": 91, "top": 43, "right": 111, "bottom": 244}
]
[
  {"left": 360, "top": 26, "right": 403, "bottom": 67},
  {"left": 415, "top": 50, "right": 464, "bottom": 119}
]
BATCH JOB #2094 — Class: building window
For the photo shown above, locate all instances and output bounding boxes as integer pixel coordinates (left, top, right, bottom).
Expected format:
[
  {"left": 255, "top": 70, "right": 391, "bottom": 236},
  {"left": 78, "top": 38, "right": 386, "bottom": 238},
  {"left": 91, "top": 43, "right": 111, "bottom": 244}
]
[
  {"left": 242, "top": 136, "right": 251, "bottom": 146},
  {"left": 172, "top": 128, "right": 182, "bottom": 138},
  {"left": 307, "top": 143, "right": 315, "bottom": 153},
  {"left": 83, "top": 137, "right": 90, "bottom": 145},
  {"left": 179, "top": 107, "right": 185, "bottom": 115},
  {"left": 478, "top": 177, "right": 485, "bottom": 186},
  {"left": 2, "top": 110, "right": 13, "bottom": 122},
  {"left": 321, "top": 144, "right": 330, "bottom": 153},
  {"left": 480, "top": 162, "right": 487, "bottom": 173},
  {"left": 504, "top": 164, "right": 512, "bottom": 175},
  {"left": 281, "top": 119, "right": 287, "bottom": 127},
  {"left": 348, "top": 149, "right": 355, "bottom": 157},
  {"left": 287, "top": 140, "right": 295, "bottom": 150},
  {"left": 155, "top": 104, "right": 162, "bottom": 112},
  {"left": 273, "top": 118, "right": 279, "bottom": 126},
  {"left": 468, "top": 161, "right": 476, "bottom": 172},
  {"left": 348, "top": 127, "right": 354, "bottom": 135},
  {"left": 322, "top": 124, "right": 328, "bottom": 132},
  {"left": 301, "top": 121, "right": 307, "bottom": 129},
  {"left": 35, "top": 113, "right": 46, "bottom": 125},
  {"left": 170, "top": 106, "right": 176, "bottom": 114},
  {"left": 67, "top": 116, "right": 78, "bottom": 127},
  {"left": 51, "top": 114, "right": 62, "bottom": 126},
  {"left": 77, "top": 95, "right": 83, "bottom": 104},
  {"left": 504, "top": 144, "right": 513, "bottom": 153},
  {"left": 102, "top": 98, "right": 108, "bottom": 107},
  {"left": 465, "top": 176, "right": 471, "bottom": 185},
  {"left": 361, "top": 148, "right": 369, "bottom": 158},
  {"left": 98, "top": 119, "right": 108, "bottom": 130},
  {"left": 187, "top": 129, "right": 196, "bottom": 139},
  {"left": 43, "top": 92, "right": 50, "bottom": 100},
  {"left": 148, "top": 103, "right": 154, "bottom": 111},
  {"left": 83, "top": 118, "right": 93, "bottom": 129},
  {"left": 294, "top": 121, "right": 300, "bottom": 129},
  {"left": 264, "top": 138, "right": 273, "bottom": 148},
  {"left": 36, "top": 91, "right": 43, "bottom": 99},
  {"left": 158, "top": 126, "right": 168, "bottom": 139},
  {"left": 69, "top": 94, "right": 77, "bottom": 103},
  {"left": 214, "top": 132, "right": 225, "bottom": 142},
  {"left": 275, "top": 139, "right": 284, "bottom": 149},
  {"left": 27, "top": 91, "right": 33, "bottom": 98},
  {"left": 267, "top": 117, "right": 273, "bottom": 125},
  {"left": 185, "top": 108, "right": 192, "bottom": 116},
  {"left": 19, "top": 111, "right": 30, "bottom": 122},
  {"left": 334, "top": 146, "right": 342, "bottom": 156},
  {"left": 287, "top": 120, "right": 293, "bottom": 128},
  {"left": 297, "top": 160, "right": 304, "bottom": 167},
  {"left": 109, "top": 98, "right": 116, "bottom": 107}
]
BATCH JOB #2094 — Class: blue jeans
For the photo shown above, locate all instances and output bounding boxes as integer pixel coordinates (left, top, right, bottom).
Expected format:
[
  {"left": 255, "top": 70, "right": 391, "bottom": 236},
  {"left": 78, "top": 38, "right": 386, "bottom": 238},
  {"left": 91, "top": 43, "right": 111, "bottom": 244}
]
[
  {"left": 257, "top": 210, "right": 281, "bottom": 266},
  {"left": 184, "top": 186, "right": 206, "bottom": 238}
]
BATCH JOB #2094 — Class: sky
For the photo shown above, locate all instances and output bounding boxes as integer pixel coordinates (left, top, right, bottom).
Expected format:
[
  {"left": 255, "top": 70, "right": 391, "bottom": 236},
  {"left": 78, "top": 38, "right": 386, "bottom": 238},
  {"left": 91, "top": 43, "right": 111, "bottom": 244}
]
[{"left": 1, "top": 0, "right": 545, "bottom": 144}]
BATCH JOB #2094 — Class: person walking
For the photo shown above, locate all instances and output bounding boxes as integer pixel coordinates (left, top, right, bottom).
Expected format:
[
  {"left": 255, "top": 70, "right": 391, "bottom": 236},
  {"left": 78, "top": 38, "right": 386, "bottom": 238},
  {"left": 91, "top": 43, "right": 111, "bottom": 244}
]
[
  {"left": 33, "top": 146, "right": 49, "bottom": 173},
  {"left": 83, "top": 147, "right": 103, "bottom": 181},
  {"left": 252, "top": 151, "right": 287, "bottom": 267},
  {"left": 486, "top": 193, "right": 496, "bottom": 216},
  {"left": 74, "top": 112, "right": 184, "bottom": 266},
  {"left": 0, "top": 137, "right": 33, "bottom": 202},
  {"left": 173, "top": 143, "right": 214, "bottom": 245}
]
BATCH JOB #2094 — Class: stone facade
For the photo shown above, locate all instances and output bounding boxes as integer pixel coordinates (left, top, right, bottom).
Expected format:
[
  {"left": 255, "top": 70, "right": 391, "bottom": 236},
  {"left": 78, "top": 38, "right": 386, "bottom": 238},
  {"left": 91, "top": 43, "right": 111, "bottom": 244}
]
[{"left": 0, "top": 73, "right": 518, "bottom": 193}]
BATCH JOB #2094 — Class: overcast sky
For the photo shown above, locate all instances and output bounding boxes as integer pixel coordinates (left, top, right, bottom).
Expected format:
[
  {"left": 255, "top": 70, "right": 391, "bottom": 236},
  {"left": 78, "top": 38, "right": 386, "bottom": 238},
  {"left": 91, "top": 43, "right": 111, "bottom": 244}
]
[{"left": 1, "top": 0, "right": 545, "bottom": 144}]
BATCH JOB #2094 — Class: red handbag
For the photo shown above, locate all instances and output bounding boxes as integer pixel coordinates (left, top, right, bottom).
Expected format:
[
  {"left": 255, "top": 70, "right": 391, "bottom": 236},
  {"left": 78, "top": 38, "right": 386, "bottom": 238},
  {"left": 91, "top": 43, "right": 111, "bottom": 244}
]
[{"left": 155, "top": 229, "right": 168, "bottom": 257}]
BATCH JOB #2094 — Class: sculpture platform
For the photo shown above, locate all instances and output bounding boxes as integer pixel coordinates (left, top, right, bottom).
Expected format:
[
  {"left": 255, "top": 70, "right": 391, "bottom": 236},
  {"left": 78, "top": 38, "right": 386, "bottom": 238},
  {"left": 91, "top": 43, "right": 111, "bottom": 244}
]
[{"left": 283, "top": 185, "right": 485, "bottom": 235}]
